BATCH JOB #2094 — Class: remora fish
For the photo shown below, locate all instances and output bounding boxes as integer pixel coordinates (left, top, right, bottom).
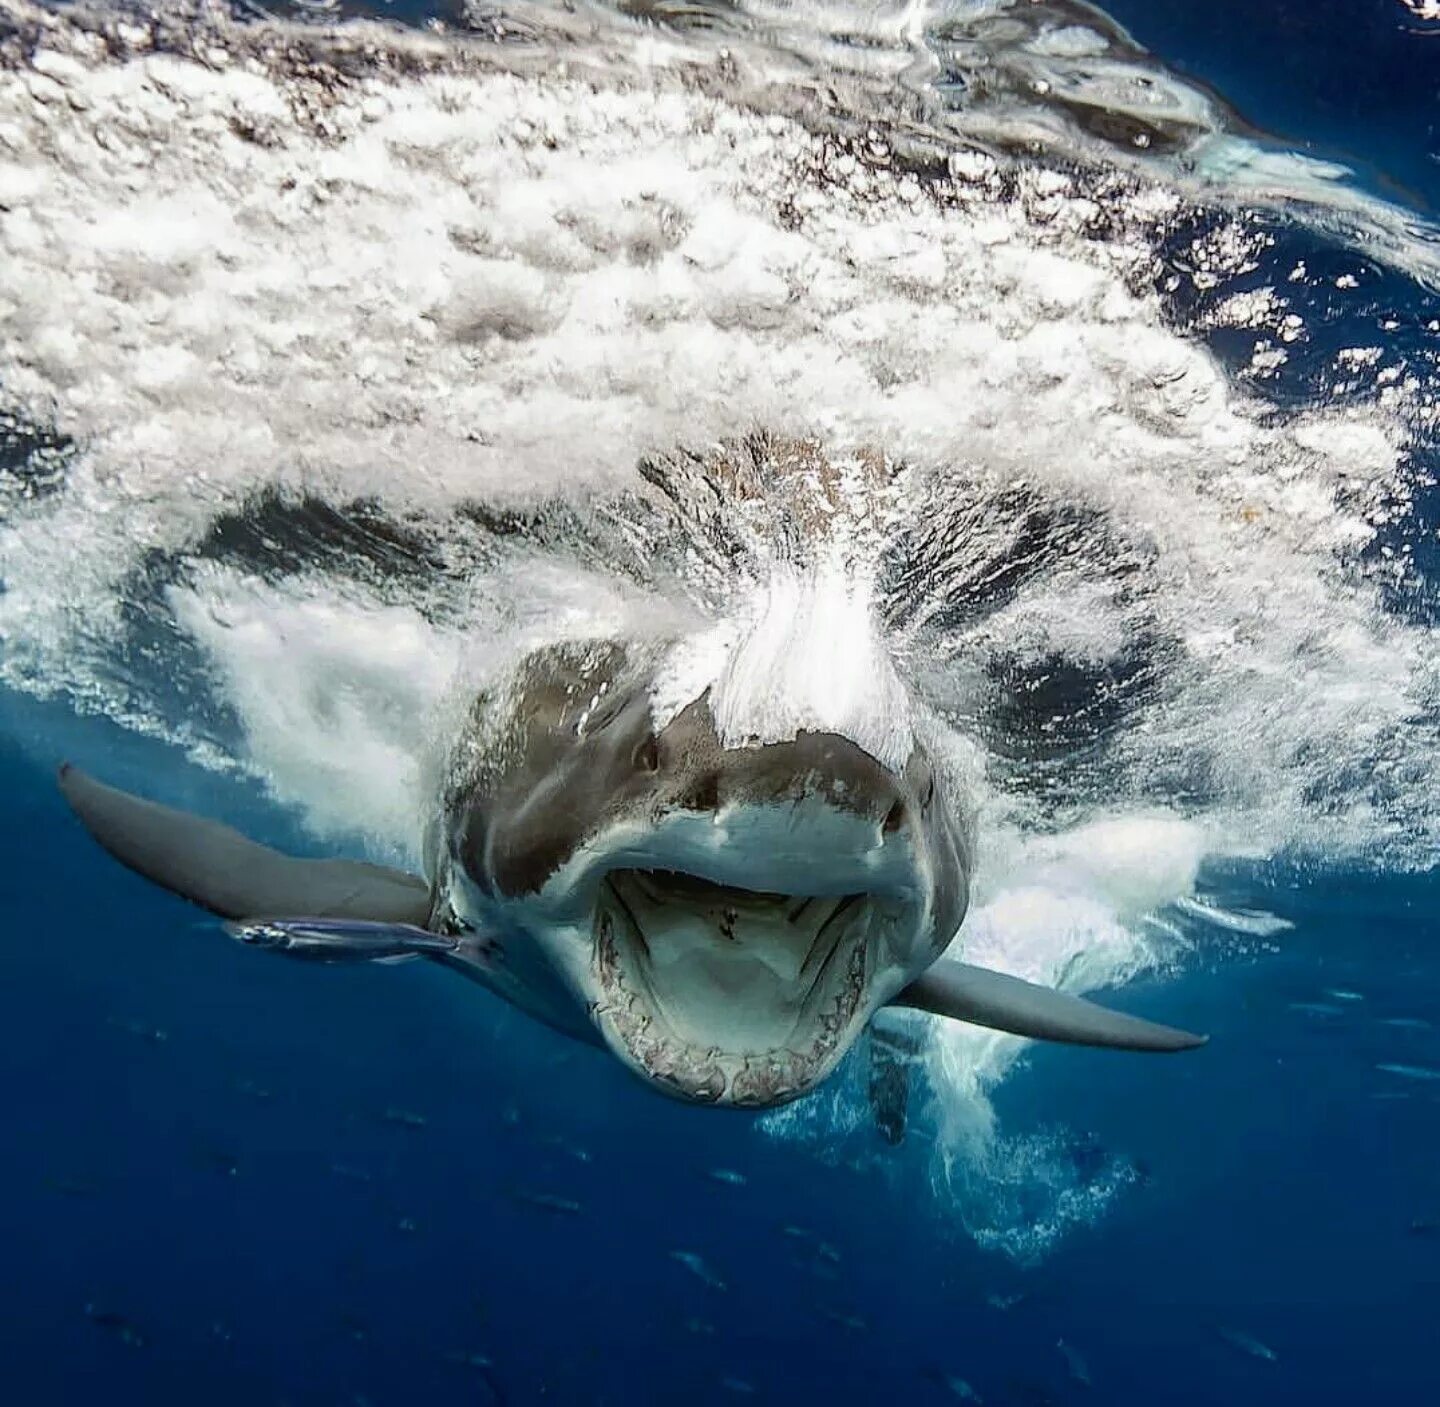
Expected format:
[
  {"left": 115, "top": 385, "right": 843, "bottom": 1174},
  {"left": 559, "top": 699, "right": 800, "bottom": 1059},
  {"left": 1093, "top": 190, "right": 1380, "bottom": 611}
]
[{"left": 58, "top": 594, "right": 1205, "bottom": 1112}]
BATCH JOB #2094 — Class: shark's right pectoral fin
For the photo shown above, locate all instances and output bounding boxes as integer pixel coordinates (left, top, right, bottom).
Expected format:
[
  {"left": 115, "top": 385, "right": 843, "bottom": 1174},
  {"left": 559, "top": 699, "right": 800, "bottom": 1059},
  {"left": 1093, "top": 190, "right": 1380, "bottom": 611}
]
[
  {"left": 58, "top": 764, "right": 432, "bottom": 926},
  {"left": 891, "top": 958, "right": 1207, "bottom": 1053}
]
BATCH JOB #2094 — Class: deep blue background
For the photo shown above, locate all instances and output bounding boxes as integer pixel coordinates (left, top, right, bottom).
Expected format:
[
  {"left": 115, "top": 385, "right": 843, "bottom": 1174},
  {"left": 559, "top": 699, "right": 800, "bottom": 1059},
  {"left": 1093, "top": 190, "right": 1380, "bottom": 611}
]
[
  {"left": 1101, "top": 0, "right": 1440, "bottom": 214},
  {"left": 2, "top": 705, "right": 1438, "bottom": 1404},
  {"left": 4, "top": 2, "right": 1440, "bottom": 1403}
]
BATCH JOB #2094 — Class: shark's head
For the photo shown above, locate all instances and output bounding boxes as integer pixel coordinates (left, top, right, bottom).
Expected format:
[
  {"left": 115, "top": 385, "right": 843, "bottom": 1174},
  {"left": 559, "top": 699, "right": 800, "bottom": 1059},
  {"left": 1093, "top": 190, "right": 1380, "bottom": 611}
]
[{"left": 440, "top": 626, "right": 971, "bottom": 1108}]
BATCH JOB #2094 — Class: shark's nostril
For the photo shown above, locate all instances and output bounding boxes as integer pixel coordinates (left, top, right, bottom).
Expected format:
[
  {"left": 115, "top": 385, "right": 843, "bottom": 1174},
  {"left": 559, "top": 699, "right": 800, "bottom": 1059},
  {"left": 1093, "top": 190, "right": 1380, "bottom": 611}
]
[{"left": 883, "top": 798, "right": 907, "bottom": 833}]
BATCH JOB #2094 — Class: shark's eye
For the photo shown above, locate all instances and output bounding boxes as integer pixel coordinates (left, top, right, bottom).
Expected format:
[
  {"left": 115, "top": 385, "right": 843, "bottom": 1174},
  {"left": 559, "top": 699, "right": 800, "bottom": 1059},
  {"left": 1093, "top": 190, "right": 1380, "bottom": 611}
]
[{"left": 633, "top": 735, "right": 660, "bottom": 773}]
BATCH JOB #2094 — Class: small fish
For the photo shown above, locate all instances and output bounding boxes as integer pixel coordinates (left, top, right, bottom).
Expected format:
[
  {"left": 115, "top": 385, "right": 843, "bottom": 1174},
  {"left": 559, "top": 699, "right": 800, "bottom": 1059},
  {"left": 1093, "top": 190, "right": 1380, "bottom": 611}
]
[
  {"left": 1377, "top": 1063, "right": 1440, "bottom": 1081},
  {"left": 85, "top": 1304, "right": 146, "bottom": 1348},
  {"left": 784, "top": 1232, "right": 840, "bottom": 1278},
  {"left": 1325, "top": 988, "right": 1364, "bottom": 1003},
  {"left": 110, "top": 1017, "right": 168, "bottom": 1044},
  {"left": 671, "top": 1250, "right": 726, "bottom": 1290},
  {"left": 1407, "top": 1218, "right": 1438, "bottom": 1237},
  {"left": 539, "top": 1133, "right": 590, "bottom": 1162},
  {"left": 235, "top": 1078, "right": 272, "bottom": 1100},
  {"left": 1287, "top": 1001, "right": 1345, "bottom": 1017},
  {"left": 1057, "top": 1339, "right": 1092, "bottom": 1387},
  {"left": 442, "top": 1351, "right": 507, "bottom": 1405},
  {"left": 340, "top": 1313, "right": 369, "bottom": 1342},
  {"left": 985, "top": 1292, "right": 1024, "bottom": 1311},
  {"left": 942, "top": 1377, "right": 982, "bottom": 1402},
  {"left": 396, "top": 1217, "right": 418, "bottom": 1234},
  {"left": 708, "top": 1168, "right": 748, "bottom": 1186},
  {"left": 823, "top": 1308, "right": 868, "bottom": 1332},
  {"left": 330, "top": 1163, "right": 374, "bottom": 1183},
  {"left": 380, "top": 1107, "right": 429, "bottom": 1129},
  {"left": 199, "top": 1147, "right": 240, "bottom": 1177},
  {"left": 1217, "top": 1326, "right": 1278, "bottom": 1362},
  {"left": 1379, "top": 1017, "right": 1432, "bottom": 1030},
  {"left": 720, "top": 1379, "right": 755, "bottom": 1395},
  {"left": 511, "top": 1190, "right": 582, "bottom": 1215},
  {"left": 684, "top": 1318, "right": 716, "bottom": 1335},
  {"left": 211, "top": 1321, "right": 234, "bottom": 1344}
]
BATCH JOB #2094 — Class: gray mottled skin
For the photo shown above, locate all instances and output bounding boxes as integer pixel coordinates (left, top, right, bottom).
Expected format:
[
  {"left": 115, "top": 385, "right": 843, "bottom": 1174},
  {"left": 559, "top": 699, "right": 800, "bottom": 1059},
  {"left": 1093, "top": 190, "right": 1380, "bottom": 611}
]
[
  {"left": 58, "top": 638, "right": 1205, "bottom": 1114},
  {"left": 431, "top": 639, "right": 966, "bottom": 952},
  {"left": 425, "top": 639, "right": 973, "bottom": 1104}
]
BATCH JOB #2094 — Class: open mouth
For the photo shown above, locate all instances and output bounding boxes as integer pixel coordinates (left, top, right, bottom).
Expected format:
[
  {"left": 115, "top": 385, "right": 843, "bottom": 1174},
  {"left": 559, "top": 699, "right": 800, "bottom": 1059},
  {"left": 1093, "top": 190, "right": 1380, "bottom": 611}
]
[{"left": 591, "top": 869, "right": 873, "bottom": 1106}]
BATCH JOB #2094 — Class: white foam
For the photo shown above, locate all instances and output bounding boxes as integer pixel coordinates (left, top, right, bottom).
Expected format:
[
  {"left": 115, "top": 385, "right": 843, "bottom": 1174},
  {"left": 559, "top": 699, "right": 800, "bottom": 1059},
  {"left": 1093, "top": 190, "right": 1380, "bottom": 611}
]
[
  {"left": 168, "top": 567, "right": 464, "bottom": 860},
  {"left": 654, "top": 566, "right": 915, "bottom": 771},
  {"left": 2, "top": 0, "right": 1437, "bottom": 1255},
  {"left": 927, "top": 814, "right": 1205, "bottom": 1140}
]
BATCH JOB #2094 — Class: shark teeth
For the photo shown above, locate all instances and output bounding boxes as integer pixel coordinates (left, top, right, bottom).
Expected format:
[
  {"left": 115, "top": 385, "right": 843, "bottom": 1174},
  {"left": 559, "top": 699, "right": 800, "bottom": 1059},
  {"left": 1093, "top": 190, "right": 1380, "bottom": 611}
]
[{"left": 592, "top": 878, "right": 871, "bottom": 1107}]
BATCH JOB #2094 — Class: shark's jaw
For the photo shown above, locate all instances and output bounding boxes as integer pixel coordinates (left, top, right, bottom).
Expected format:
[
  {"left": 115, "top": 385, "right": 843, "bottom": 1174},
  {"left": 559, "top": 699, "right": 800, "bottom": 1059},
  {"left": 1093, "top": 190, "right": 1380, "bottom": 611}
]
[{"left": 590, "top": 868, "right": 883, "bottom": 1107}]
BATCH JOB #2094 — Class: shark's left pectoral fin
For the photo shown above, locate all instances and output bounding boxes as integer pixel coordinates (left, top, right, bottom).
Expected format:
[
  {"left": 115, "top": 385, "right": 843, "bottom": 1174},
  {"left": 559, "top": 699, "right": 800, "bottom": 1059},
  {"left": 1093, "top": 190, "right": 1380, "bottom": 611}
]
[
  {"left": 58, "top": 764, "right": 432, "bottom": 926},
  {"left": 891, "top": 958, "right": 1207, "bottom": 1053}
]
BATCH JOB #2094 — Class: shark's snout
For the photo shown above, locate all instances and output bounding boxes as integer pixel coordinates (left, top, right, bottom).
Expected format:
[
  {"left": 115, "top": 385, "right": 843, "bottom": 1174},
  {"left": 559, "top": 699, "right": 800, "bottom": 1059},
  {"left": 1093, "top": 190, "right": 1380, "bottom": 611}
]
[
  {"left": 448, "top": 654, "right": 970, "bottom": 1109},
  {"left": 654, "top": 702, "right": 918, "bottom": 827}
]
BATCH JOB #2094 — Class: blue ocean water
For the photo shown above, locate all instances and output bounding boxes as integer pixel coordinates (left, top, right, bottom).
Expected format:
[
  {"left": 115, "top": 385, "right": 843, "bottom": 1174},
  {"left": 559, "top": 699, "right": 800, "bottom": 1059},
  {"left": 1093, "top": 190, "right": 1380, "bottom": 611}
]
[
  {"left": 2, "top": 0, "right": 1440, "bottom": 1403},
  {"left": 8, "top": 709, "right": 1439, "bottom": 1404},
  {"left": 1100, "top": 0, "right": 1440, "bottom": 213}
]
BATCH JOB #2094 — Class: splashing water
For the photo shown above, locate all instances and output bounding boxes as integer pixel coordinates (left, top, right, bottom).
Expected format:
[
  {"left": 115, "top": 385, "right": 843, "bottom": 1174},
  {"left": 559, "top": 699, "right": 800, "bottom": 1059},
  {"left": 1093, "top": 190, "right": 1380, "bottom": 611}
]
[{"left": 2, "top": 0, "right": 1438, "bottom": 1255}]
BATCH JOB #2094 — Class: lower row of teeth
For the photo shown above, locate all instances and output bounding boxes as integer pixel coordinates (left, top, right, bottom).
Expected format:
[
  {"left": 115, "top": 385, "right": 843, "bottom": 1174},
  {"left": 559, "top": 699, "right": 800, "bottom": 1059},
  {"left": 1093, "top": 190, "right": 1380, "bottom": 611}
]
[{"left": 594, "top": 910, "right": 867, "bottom": 1105}]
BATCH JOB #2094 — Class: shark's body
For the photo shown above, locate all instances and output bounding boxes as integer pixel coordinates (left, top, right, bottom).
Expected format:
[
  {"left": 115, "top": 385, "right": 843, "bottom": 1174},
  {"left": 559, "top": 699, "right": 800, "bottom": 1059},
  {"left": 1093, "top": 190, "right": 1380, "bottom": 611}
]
[{"left": 59, "top": 627, "right": 1204, "bottom": 1112}]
